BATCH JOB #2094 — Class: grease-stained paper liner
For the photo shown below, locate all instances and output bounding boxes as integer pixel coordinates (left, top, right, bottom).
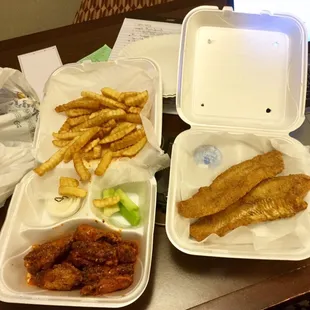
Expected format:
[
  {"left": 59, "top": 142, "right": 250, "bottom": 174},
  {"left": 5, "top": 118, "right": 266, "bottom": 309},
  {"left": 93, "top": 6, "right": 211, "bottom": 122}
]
[
  {"left": 174, "top": 132, "right": 310, "bottom": 251},
  {"left": 34, "top": 59, "right": 169, "bottom": 186}
]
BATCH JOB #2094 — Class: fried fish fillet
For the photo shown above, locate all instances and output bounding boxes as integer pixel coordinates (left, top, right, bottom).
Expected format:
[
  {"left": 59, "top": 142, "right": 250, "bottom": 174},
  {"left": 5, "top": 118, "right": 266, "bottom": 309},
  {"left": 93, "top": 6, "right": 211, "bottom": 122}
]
[
  {"left": 190, "top": 198, "right": 307, "bottom": 241},
  {"left": 190, "top": 174, "right": 310, "bottom": 241},
  {"left": 178, "top": 150, "right": 284, "bottom": 218}
]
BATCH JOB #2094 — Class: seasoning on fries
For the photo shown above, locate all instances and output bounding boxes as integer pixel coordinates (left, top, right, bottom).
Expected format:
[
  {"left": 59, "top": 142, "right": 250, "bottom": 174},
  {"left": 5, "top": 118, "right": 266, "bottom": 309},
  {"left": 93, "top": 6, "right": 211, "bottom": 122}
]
[{"left": 34, "top": 87, "right": 150, "bottom": 179}]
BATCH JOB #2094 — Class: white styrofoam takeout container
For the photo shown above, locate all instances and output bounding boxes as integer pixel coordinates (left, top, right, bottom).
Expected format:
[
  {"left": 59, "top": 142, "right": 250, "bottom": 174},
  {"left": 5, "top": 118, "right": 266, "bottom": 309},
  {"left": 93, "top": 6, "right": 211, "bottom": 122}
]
[
  {"left": 0, "top": 59, "right": 162, "bottom": 307},
  {"left": 166, "top": 6, "right": 309, "bottom": 260}
]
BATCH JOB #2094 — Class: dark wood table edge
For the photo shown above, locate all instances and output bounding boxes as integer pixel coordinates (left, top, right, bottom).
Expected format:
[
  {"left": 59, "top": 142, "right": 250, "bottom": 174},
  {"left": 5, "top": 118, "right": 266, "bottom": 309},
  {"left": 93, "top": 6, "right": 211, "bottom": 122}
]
[{"left": 189, "top": 261, "right": 310, "bottom": 310}]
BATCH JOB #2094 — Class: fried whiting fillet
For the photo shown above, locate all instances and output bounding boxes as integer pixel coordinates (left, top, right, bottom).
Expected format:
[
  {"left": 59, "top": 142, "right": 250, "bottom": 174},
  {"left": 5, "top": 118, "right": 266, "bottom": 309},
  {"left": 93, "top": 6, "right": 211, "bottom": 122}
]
[
  {"left": 178, "top": 150, "right": 284, "bottom": 218},
  {"left": 190, "top": 174, "right": 310, "bottom": 241}
]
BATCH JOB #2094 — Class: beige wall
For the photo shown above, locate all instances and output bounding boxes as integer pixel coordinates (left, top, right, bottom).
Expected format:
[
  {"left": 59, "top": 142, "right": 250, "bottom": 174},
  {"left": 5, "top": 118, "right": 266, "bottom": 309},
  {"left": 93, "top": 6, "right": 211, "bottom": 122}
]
[{"left": 0, "top": 0, "right": 82, "bottom": 41}]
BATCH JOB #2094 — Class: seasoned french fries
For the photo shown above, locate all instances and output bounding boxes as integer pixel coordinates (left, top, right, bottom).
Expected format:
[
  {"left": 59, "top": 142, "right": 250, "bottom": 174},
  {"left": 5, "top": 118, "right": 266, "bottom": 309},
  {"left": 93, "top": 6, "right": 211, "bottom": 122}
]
[
  {"left": 103, "top": 119, "right": 117, "bottom": 128},
  {"left": 59, "top": 177, "right": 79, "bottom": 187},
  {"left": 93, "top": 145, "right": 102, "bottom": 159},
  {"left": 122, "top": 137, "right": 147, "bottom": 156},
  {"left": 112, "top": 149, "right": 125, "bottom": 157},
  {"left": 58, "top": 186, "right": 87, "bottom": 198},
  {"left": 72, "top": 109, "right": 125, "bottom": 132},
  {"left": 64, "top": 127, "right": 100, "bottom": 163},
  {"left": 82, "top": 91, "right": 125, "bottom": 110},
  {"left": 125, "top": 113, "right": 142, "bottom": 124},
  {"left": 128, "top": 107, "right": 142, "bottom": 114},
  {"left": 33, "top": 138, "right": 77, "bottom": 176},
  {"left": 95, "top": 150, "right": 113, "bottom": 176},
  {"left": 38, "top": 87, "right": 153, "bottom": 179},
  {"left": 52, "top": 131, "right": 84, "bottom": 140},
  {"left": 118, "top": 91, "right": 138, "bottom": 103},
  {"left": 52, "top": 139, "right": 71, "bottom": 148},
  {"left": 58, "top": 119, "right": 71, "bottom": 133},
  {"left": 93, "top": 196, "right": 120, "bottom": 208},
  {"left": 65, "top": 108, "right": 92, "bottom": 117},
  {"left": 82, "top": 138, "right": 100, "bottom": 153},
  {"left": 99, "top": 124, "right": 136, "bottom": 144},
  {"left": 124, "top": 90, "right": 148, "bottom": 107},
  {"left": 67, "top": 115, "right": 89, "bottom": 127},
  {"left": 73, "top": 153, "right": 91, "bottom": 182},
  {"left": 55, "top": 98, "right": 101, "bottom": 112},
  {"left": 110, "top": 129, "right": 145, "bottom": 151},
  {"left": 110, "top": 122, "right": 131, "bottom": 135},
  {"left": 101, "top": 87, "right": 120, "bottom": 101},
  {"left": 100, "top": 96, "right": 127, "bottom": 110}
]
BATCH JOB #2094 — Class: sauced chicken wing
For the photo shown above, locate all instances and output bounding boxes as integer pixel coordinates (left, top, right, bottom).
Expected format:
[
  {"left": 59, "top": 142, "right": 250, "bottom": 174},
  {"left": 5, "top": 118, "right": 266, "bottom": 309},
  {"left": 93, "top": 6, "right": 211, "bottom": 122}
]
[
  {"left": 24, "top": 235, "right": 73, "bottom": 275},
  {"left": 33, "top": 262, "right": 82, "bottom": 291},
  {"left": 74, "top": 224, "right": 121, "bottom": 244},
  {"left": 80, "top": 275, "right": 133, "bottom": 296},
  {"left": 82, "top": 264, "right": 134, "bottom": 285},
  {"left": 117, "top": 241, "right": 138, "bottom": 263},
  {"left": 178, "top": 150, "right": 284, "bottom": 218},
  {"left": 68, "top": 241, "right": 118, "bottom": 268}
]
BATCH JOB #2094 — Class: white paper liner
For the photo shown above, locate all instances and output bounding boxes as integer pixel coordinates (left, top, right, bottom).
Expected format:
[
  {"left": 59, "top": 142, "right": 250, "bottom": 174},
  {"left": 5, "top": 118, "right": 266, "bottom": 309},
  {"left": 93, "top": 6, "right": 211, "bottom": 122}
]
[
  {"left": 35, "top": 60, "right": 169, "bottom": 186},
  {"left": 174, "top": 132, "right": 310, "bottom": 251}
]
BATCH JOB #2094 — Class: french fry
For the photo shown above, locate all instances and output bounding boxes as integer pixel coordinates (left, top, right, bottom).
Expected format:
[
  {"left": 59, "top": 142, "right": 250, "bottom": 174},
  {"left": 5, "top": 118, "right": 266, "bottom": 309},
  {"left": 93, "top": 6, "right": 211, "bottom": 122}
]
[
  {"left": 93, "top": 145, "right": 102, "bottom": 159},
  {"left": 124, "top": 90, "right": 148, "bottom": 107},
  {"left": 128, "top": 107, "right": 142, "bottom": 114},
  {"left": 122, "top": 137, "right": 147, "bottom": 156},
  {"left": 110, "top": 122, "right": 131, "bottom": 135},
  {"left": 58, "top": 119, "right": 71, "bottom": 133},
  {"left": 100, "top": 96, "right": 127, "bottom": 110},
  {"left": 110, "top": 129, "right": 145, "bottom": 151},
  {"left": 64, "top": 127, "right": 101, "bottom": 163},
  {"left": 72, "top": 109, "right": 125, "bottom": 132},
  {"left": 55, "top": 98, "right": 101, "bottom": 112},
  {"left": 65, "top": 108, "right": 92, "bottom": 117},
  {"left": 52, "top": 139, "right": 71, "bottom": 148},
  {"left": 112, "top": 149, "right": 125, "bottom": 157},
  {"left": 99, "top": 124, "right": 136, "bottom": 144},
  {"left": 59, "top": 177, "right": 79, "bottom": 187},
  {"left": 125, "top": 113, "right": 142, "bottom": 124},
  {"left": 73, "top": 153, "right": 91, "bottom": 182},
  {"left": 52, "top": 131, "right": 84, "bottom": 140},
  {"left": 101, "top": 87, "right": 121, "bottom": 101},
  {"left": 89, "top": 111, "right": 101, "bottom": 119},
  {"left": 95, "top": 150, "right": 112, "bottom": 176},
  {"left": 118, "top": 92, "right": 138, "bottom": 103},
  {"left": 82, "top": 91, "right": 126, "bottom": 110},
  {"left": 93, "top": 196, "right": 120, "bottom": 208},
  {"left": 103, "top": 119, "right": 117, "bottom": 129},
  {"left": 33, "top": 138, "right": 77, "bottom": 176},
  {"left": 67, "top": 115, "right": 89, "bottom": 127},
  {"left": 58, "top": 186, "right": 87, "bottom": 198},
  {"left": 82, "top": 138, "right": 100, "bottom": 153}
]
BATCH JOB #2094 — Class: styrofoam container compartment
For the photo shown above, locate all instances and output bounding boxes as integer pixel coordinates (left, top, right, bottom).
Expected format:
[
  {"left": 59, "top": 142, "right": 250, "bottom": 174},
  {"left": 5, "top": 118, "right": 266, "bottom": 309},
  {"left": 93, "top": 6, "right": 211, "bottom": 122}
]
[
  {"left": 166, "top": 6, "right": 310, "bottom": 260},
  {"left": 0, "top": 59, "right": 162, "bottom": 307}
]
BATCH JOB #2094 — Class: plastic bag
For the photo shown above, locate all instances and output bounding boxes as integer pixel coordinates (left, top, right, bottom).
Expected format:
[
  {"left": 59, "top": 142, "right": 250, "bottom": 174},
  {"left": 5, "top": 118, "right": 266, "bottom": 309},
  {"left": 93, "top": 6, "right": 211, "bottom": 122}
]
[{"left": 0, "top": 68, "right": 39, "bottom": 207}]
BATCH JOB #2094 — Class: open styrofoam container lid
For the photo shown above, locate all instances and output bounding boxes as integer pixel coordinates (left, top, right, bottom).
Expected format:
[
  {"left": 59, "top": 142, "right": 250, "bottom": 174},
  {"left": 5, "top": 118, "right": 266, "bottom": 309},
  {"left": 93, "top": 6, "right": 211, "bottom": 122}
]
[{"left": 176, "top": 6, "right": 308, "bottom": 134}]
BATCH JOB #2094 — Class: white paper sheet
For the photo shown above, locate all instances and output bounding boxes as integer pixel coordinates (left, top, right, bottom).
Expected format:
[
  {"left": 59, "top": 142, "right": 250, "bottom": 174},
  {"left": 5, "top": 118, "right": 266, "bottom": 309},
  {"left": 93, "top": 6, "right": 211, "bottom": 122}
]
[
  {"left": 174, "top": 132, "right": 310, "bottom": 251},
  {"left": 18, "top": 46, "right": 62, "bottom": 101},
  {"left": 109, "top": 18, "right": 181, "bottom": 60}
]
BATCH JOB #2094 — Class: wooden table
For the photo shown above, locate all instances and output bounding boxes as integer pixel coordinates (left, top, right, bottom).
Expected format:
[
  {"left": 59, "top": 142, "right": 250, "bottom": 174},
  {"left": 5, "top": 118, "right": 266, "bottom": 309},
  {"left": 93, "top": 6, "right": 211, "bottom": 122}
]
[{"left": 1, "top": 0, "right": 310, "bottom": 309}]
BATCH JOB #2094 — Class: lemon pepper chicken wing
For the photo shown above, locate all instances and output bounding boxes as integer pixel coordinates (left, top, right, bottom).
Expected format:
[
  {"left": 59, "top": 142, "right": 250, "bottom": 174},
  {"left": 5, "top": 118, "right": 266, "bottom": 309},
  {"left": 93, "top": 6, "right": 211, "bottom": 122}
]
[{"left": 178, "top": 150, "right": 284, "bottom": 218}]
